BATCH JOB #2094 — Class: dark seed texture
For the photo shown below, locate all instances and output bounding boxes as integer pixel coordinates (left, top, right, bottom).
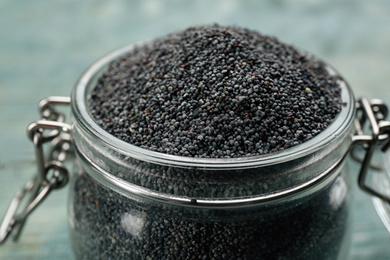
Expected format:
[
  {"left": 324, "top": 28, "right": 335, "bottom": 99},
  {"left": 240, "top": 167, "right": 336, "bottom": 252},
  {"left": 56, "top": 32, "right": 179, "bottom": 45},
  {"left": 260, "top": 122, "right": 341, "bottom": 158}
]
[
  {"left": 69, "top": 25, "right": 350, "bottom": 260},
  {"left": 89, "top": 24, "right": 341, "bottom": 158},
  {"left": 70, "top": 169, "right": 351, "bottom": 260}
]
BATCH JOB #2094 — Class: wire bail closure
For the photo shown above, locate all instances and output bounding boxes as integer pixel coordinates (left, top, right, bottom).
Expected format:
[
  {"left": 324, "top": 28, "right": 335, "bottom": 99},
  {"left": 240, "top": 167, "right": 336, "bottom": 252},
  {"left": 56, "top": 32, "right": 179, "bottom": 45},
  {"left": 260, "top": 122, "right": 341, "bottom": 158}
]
[
  {"left": 2, "top": 96, "right": 390, "bottom": 244},
  {"left": 0, "top": 97, "right": 72, "bottom": 245},
  {"left": 352, "top": 98, "right": 390, "bottom": 203}
]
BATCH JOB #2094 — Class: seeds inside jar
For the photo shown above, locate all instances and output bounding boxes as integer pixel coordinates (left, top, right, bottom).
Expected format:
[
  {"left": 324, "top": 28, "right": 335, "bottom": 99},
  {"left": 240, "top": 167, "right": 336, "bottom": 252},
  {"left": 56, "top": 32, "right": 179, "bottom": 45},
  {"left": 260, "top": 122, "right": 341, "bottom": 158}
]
[
  {"left": 89, "top": 24, "right": 341, "bottom": 158},
  {"left": 71, "top": 24, "right": 348, "bottom": 260}
]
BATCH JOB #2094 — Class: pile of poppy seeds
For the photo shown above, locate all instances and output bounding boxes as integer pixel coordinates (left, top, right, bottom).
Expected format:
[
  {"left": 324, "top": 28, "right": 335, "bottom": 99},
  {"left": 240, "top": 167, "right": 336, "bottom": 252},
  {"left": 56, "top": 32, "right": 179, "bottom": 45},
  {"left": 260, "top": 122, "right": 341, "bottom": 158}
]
[
  {"left": 70, "top": 25, "right": 349, "bottom": 260},
  {"left": 89, "top": 24, "right": 341, "bottom": 158}
]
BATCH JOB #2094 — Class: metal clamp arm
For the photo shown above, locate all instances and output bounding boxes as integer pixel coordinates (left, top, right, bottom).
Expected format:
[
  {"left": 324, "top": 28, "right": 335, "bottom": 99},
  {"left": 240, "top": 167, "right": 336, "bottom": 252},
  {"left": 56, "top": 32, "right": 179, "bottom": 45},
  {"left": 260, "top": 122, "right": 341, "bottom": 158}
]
[
  {"left": 352, "top": 98, "right": 390, "bottom": 203},
  {"left": 0, "top": 96, "right": 73, "bottom": 245}
]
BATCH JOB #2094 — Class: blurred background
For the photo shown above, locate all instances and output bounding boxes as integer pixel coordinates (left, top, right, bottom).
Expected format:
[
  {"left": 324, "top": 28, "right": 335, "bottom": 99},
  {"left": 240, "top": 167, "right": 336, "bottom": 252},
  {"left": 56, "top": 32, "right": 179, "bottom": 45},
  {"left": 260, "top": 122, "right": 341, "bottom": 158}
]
[{"left": 1, "top": 0, "right": 390, "bottom": 259}]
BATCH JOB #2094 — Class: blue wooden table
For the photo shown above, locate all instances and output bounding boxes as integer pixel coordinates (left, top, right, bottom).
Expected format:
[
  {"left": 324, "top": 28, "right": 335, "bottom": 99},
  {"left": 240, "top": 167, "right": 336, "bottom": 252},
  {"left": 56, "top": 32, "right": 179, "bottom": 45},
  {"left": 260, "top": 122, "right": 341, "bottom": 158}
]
[{"left": 1, "top": 0, "right": 390, "bottom": 259}]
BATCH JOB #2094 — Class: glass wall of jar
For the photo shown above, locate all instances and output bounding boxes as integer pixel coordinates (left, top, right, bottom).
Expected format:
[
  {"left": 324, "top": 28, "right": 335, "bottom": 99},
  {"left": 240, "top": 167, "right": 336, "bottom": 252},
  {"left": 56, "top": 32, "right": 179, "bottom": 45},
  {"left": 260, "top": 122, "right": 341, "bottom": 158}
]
[{"left": 66, "top": 44, "right": 356, "bottom": 260}]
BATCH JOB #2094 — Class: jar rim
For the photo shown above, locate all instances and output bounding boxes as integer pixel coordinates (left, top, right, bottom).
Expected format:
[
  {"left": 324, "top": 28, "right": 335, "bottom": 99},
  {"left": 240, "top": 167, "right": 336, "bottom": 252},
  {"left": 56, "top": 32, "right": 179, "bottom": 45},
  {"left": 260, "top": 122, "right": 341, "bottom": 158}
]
[
  {"left": 70, "top": 43, "right": 357, "bottom": 207},
  {"left": 71, "top": 43, "right": 355, "bottom": 169}
]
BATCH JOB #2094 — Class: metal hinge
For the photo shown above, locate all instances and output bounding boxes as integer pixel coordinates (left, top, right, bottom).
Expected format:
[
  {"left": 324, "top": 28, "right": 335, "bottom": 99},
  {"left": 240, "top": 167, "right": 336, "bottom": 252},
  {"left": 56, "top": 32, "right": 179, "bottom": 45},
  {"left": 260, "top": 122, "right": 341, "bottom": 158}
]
[
  {"left": 0, "top": 96, "right": 73, "bottom": 245},
  {"left": 352, "top": 98, "right": 390, "bottom": 203}
]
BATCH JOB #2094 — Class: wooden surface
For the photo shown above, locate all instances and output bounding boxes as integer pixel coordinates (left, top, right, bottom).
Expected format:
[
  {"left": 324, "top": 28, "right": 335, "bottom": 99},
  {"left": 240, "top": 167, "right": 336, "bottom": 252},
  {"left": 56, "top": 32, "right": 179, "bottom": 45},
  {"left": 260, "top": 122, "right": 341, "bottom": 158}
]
[{"left": 1, "top": 0, "right": 390, "bottom": 259}]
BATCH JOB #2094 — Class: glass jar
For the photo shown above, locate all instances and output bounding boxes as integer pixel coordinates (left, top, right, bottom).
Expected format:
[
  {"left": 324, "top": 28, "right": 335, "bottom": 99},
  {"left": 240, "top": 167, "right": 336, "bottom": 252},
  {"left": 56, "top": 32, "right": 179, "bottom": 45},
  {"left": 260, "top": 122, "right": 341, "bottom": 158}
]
[
  {"left": 1, "top": 44, "right": 390, "bottom": 260},
  {"left": 68, "top": 44, "right": 356, "bottom": 260}
]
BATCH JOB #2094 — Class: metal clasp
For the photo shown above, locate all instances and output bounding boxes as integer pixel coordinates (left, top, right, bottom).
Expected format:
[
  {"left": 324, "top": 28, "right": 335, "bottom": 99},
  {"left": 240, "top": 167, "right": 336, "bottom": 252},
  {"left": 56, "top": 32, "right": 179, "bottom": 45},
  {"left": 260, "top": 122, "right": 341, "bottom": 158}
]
[
  {"left": 0, "top": 96, "right": 73, "bottom": 245},
  {"left": 352, "top": 98, "right": 390, "bottom": 203}
]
